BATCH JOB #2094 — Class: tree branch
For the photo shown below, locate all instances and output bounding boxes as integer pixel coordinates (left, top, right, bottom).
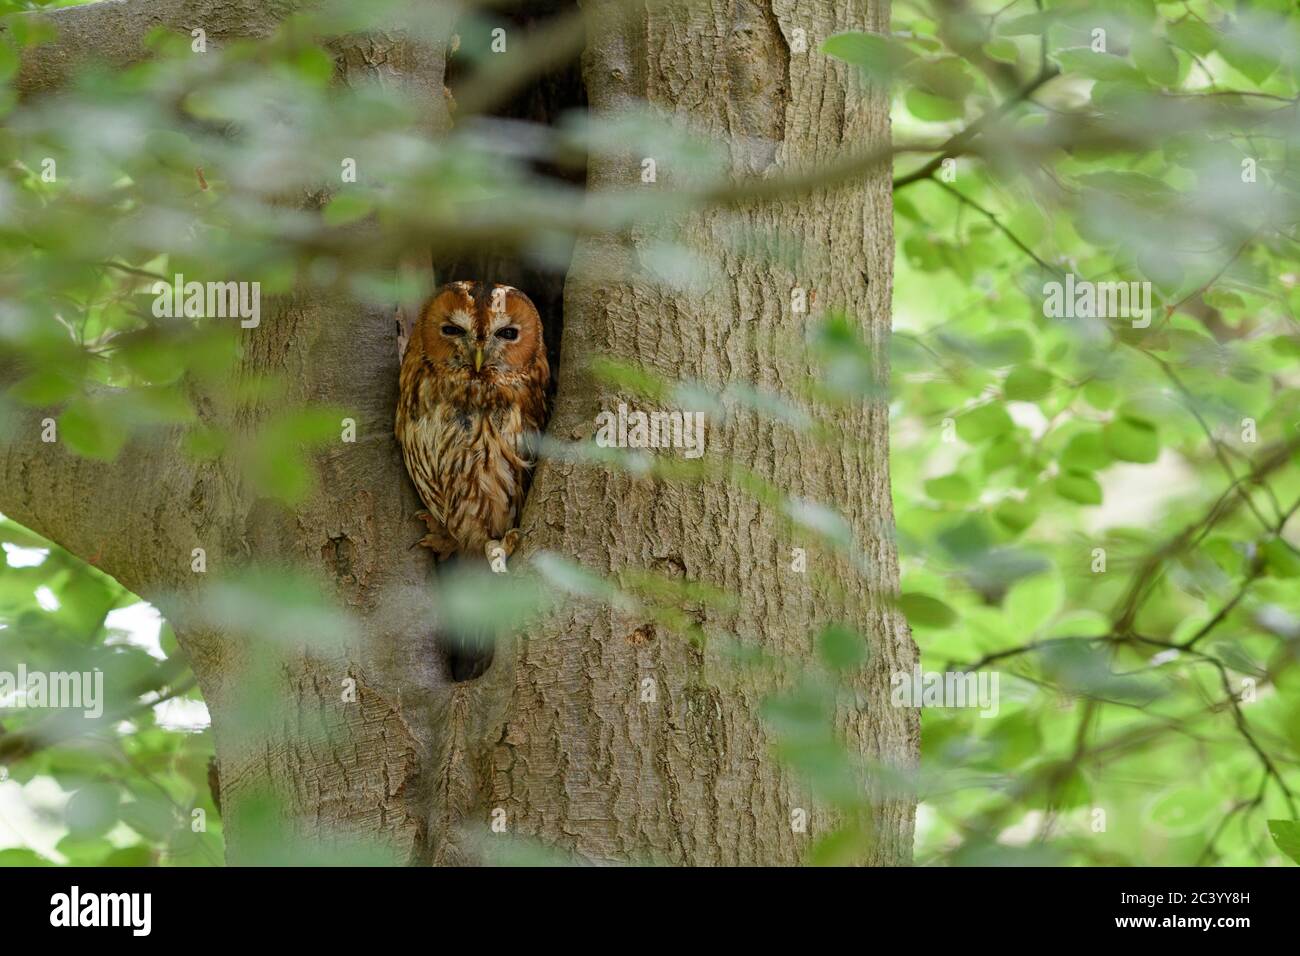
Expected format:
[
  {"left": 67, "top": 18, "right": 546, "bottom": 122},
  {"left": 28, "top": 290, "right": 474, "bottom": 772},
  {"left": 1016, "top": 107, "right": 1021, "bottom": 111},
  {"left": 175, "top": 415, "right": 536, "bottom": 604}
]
[
  {"left": 8, "top": 0, "right": 303, "bottom": 98},
  {"left": 893, "top": 65, "right": 1060, "bottom": 190},
  {"left": 0, "top": 385, "right": 214, "bottom": 603},
  {"left": 931, "top": 178, "right": 1064, "bottom": 276}
]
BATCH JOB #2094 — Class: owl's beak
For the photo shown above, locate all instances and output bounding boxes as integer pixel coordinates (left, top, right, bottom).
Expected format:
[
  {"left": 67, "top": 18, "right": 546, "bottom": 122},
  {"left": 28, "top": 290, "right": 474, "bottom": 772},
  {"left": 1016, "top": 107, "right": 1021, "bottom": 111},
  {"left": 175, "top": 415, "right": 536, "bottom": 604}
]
[{"left": 474, "top": 346, "right": 484, "bottom": 372}]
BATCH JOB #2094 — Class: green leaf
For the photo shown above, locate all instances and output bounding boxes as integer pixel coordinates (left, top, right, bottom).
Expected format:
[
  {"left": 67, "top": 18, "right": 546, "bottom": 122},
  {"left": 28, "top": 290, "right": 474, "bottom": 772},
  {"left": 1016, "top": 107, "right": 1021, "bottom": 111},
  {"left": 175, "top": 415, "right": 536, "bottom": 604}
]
[
  {"left": 1004, "top": 573, "right": 1064, "bottom": 636},
  {"left": 59, "top": 398, "right": 129, "bottom": 461},
  {"left": 1077, "top": 170, "right": 1176, "bottom": 202},
  {"left": 982, "top": 435, "right": 1023, "bottom": 474},
  {"left": 970, "top": 329, "right": 1034, "bottom": 366},
  {"left": 807, "top": 824, "right": 872, "bottom": 867},
  {"left": 64, "top": 783, "right": 121, "bottom": 838},
  {"left": 1104, "top": 416, "right": 1159, "bottom": 464},
  {"left": 246, "top": 407, "right": 347, "bottom": 505},
  {"left": 897, "top": 592, "right": 957, "bottom": 629},
  {"left": 435, "top": 565, "right": 553, "bottom": 639},
  {"left": 1131, "top": 34, "right": 1179, "bottom": 86},
  {"left": 1039, "top": 640, "right": 1161, "bottom": 706},
  {"left": 1054, "top": 48, "right": 1144, "bottom": 83},
  {"left": 54, "top": 834, "right": 114, "bottom": 865},
  {"left": 0, "top": 848, "right": 54, "bottom": 866},
  {"left": 1219, "top": 25, "right": 1279, "bottom": 85},
  {"left": 905, "top": 88, "right": 966, "bottom": 122},
  {"left": 994, "top": 498, "right": 1037, "bottom": 535},
  {"left": 1039, "top": 762, "right": 1091, "bottom": 810},
  {"left": 984, "top": 38, "right": 1020, "bottom": 65},
  {"left": 102, "top": 846, "right": 157, "bottom": 867},
  {"left": 1003, "top": 365, "right": 1053, "bottom": 401},
  {"left": 821, "top": 32, "right": 915, "bottom": 82},
  {"left": 183, "top": 424, "right": 228, "bottom": 461},
  {"left": 322, "top": 192, "right": 373, "bottom": 227},
  {"left": 194, "top": 566, "right": 356, "bottom": 648},
  {"left": 1269, "top": 336, "right": 1300, "bottom": 358},
  {"left": 1268, "top": 820, "right": 1300, "bottom": 864},
  {"left": 956, "top": 403, "right": 1013, "bottom": 442},
  {"left": 1167, "top": 18, "right": 1217, "bottom": 56},
  {"left": 1055, "top": 470, "right": 1103, "bottom": 505},
  {"left": 532, "top": 552, "right": 633, "bottom": 609},
  {"left": 1060, "top": 432, "right": 1112, "bottom": 471},
  {"left": 589, "top": 357, "right": 670, "bottom": 400},
  {"left": 1082, "top": 380, "right": 1117, "bottom": 410},
  {"left": 1263, "top": 538, "right": 1300, "bottom": 579},
  {"left": 985, "top": 711, "right": 1043, "bottom": 767},
  {"left": 784, "top": 499, "right": 854, "bottom": 548},
  {"left": 120, "top": 793, "right": 179, "bottom": 842},
  {"left": 4, "top": 16, "right": 57, "bottom": 48},
  {"left": 924, "top": 473, "right": 974, "bottom": 503},
  {"left": 294, "top": 46, "right": 337, "bottom": 86},
  {"left": 9, "top": 370, "right": 78, "bottom": 405},
  {"left": 0, "top": 40, "right": 17, "bottom": 86},
  {"left": 997, "top": 13, "right": 1051, "bottom": 37},
  {"left": 817, "top": 624, "right": 868, "bottom": 671},
  {"left": 906, "top": 57, "right": 976, "bottom": 101}
]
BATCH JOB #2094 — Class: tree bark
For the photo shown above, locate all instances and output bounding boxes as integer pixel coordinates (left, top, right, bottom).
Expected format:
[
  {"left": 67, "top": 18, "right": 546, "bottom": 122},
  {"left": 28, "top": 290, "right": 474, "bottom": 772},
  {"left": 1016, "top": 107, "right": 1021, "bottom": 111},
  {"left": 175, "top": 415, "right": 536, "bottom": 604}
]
[
  {"left": 0, "top": 0, "right": 916, "bottom": 865},
  {"left": 461, "top": 0, "right": 918, "bottom": 865},
  {"left": 9, "top": 0, "right": 300, "bottom": 96}
]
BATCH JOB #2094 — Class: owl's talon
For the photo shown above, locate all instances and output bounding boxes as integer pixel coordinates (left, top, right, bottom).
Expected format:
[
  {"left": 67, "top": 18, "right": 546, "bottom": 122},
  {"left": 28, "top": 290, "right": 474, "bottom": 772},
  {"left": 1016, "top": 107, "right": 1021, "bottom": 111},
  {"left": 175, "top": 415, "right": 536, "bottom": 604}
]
[
  {"left": 419, "top": 532, "right": 457, "bottom": 561},
  {"left": 412, "top": 511, "right": 457, "bottom": 559}
]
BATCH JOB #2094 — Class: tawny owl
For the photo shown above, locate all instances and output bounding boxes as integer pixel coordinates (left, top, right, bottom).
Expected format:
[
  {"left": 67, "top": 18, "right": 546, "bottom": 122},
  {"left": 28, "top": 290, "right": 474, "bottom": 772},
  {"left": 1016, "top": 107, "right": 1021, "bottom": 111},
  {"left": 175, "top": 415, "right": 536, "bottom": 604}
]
[{"left": 395, "top": 281, "right": 549, "bottom": 676}]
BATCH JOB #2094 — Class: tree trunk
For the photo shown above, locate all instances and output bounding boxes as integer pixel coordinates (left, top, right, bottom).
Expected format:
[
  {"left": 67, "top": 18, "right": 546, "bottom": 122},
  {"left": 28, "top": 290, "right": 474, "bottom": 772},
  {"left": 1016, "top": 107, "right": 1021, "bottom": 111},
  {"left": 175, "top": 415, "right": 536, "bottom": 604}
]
[
  {"left": 1, "top": 0, "right": 916, "bottom": 865},
  {"left": 473, "top": 0, "right": 917, "bottom": 866}
]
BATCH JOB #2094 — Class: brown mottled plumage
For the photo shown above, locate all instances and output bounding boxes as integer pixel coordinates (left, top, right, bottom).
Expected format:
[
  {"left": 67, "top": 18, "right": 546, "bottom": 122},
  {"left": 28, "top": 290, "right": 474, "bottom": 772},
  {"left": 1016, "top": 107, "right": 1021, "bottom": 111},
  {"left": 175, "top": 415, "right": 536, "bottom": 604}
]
[{"left": 395, "top": 281, "right": 549, "bottom": 567}]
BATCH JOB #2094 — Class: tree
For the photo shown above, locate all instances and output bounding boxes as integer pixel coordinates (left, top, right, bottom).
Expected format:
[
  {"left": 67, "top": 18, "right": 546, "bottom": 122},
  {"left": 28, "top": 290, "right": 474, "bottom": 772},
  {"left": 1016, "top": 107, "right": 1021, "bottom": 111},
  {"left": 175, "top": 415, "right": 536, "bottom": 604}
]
[
  {"left": 0, "top": 0, "right": 916, "bottom": 865},
  {"left": 15, "top": 0, "right": 1295, "bottom": 873}
]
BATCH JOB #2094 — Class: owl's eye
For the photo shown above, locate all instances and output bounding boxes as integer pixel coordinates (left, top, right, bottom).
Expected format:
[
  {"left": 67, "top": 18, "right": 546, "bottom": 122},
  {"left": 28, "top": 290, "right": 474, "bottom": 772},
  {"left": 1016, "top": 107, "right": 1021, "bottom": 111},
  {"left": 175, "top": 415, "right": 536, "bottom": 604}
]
[
  {"left": 496, "top": 327, "right": 519, "bottom": 341},
  {"left": 441, "top": 324, "right": 465, "bottom": 337}
]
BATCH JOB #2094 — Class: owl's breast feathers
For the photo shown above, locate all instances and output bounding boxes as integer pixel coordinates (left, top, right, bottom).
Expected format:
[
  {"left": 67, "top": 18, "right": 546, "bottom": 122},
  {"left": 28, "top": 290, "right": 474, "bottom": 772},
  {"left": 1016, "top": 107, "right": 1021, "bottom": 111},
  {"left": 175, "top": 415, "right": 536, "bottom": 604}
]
[{"left": 396, "top": 351, "right": 548, "bottom": 553}]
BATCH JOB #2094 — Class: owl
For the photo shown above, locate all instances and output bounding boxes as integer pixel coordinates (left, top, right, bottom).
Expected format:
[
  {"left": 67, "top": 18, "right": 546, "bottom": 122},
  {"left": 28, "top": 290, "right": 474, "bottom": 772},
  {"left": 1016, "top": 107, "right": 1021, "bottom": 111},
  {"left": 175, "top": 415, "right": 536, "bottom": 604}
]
[{"left": 395, "top": 279, "right": 549, "bottom": 569}]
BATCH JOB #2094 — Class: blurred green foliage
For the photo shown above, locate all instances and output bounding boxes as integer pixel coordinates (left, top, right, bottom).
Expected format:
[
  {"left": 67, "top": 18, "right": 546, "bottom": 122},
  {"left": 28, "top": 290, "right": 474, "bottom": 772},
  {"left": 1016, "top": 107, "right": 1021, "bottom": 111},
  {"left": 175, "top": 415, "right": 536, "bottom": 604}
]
[
  {"left": 881, "top": 0, "right": 1300, "bottom": 865},
  {"left": 0, "top": 518, "right": 221, "bottom": 865}
]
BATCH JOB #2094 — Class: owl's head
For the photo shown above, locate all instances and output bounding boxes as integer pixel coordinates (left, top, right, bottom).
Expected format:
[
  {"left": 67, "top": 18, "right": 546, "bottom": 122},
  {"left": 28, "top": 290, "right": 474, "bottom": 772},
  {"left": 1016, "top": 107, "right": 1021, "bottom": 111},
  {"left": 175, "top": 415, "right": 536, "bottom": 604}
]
[{"left": 414, "top": 280, "right": 545, "bottom": 398}]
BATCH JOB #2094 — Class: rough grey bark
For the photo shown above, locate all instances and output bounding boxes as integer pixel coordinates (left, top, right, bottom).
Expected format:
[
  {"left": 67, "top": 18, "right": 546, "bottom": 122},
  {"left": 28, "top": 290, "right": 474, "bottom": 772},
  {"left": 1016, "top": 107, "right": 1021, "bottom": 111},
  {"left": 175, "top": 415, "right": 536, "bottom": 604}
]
[
  {"left": 467, "top": 0, "right": 919, "bottom": 865},
  {"left": 9, "top": 0, "right": 300, "bottom": 96},
  {"left": 0, "top": 0, "right": 916, "bottom": 865}
]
